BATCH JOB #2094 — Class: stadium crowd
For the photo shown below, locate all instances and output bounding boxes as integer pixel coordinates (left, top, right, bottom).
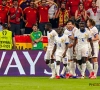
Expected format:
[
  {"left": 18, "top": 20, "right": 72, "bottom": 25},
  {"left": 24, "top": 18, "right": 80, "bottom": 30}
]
[{"left": 0, "top": 0, "right": 99, "bottom": 35}]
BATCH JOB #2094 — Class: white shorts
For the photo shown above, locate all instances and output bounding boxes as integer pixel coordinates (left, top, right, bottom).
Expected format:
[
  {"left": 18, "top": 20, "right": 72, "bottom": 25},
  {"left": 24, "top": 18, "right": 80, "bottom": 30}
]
[
  {"left": 45, "top": 50, "right": 53, "bottom": 60},
  {"left": 93, "top": 47, "right": 99, "bottom": 58},
  {"left": 76, "top": 47, "right": 89, "bottom": 60},
  {"left": 88, "top": 44, "right": 99, "bottom": 58},
  {"left": 55, "top": 55, "right": 68, "bottom": 64},
  {"left": 68, "top": 47, "right": 73, "bottom": 60}
]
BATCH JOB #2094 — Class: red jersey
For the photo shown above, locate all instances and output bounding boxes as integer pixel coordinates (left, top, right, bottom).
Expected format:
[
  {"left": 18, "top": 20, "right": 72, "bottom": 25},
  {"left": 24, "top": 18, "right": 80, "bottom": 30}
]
[
  {"left": 38, "top": 5, "right": 49, "bottom": 23},
  {"left": 83, "top": 0, "right": 92, "bottom": 10},
  {"left": 8, "top": 6, "right": 22, "bottom": 24},
  {"left": 68, "top": 0, "right": 80, "bottom": 16},
  {"left": 0, "top": 5, "right": 9, "bottom": 24},
  {"left": 24, "top": 7, "right": 37, "bottom": 28}
]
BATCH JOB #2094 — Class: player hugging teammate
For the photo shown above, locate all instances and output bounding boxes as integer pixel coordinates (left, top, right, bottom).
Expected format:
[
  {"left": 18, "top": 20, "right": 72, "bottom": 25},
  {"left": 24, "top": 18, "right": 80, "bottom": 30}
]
[{"left": 45, "top": 19, "right": 99, "bottom": 79}]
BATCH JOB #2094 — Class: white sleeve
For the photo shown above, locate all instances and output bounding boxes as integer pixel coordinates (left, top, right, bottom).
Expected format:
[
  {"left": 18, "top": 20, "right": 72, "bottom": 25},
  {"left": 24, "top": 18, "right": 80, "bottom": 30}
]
[
  {"left": 93, "top": 27, "right": 98, "bottom": 36},
  {"left": 54, "top": 36, "right": 57, "bottom": 45},
  {"left": 65, "top": 35, "right": 69, "bottom": 44},
  {"left": 74, "top": 30, "right": 78, "bottom": 38}
]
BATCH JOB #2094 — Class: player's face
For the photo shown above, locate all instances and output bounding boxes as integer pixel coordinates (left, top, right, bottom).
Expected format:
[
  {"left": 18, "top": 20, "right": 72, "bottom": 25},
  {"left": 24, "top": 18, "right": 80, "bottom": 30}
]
[
  {"left": 79, "top": 23, "right": 85, "bottom": 30},
  {"left": 87, "top": 20, "right": 91, "bottom": 27},
  {"left": 57, "top": 27, "right": 63, "bottom": 34},
  {"left": 32, "top": 26, "right": 38, "bottom": 32},
  {"left": 2, "top": 0, "right": 7, "bottom": 6},
  {"left": 66, "top": 22, "right": 73, "bottom": 30}
]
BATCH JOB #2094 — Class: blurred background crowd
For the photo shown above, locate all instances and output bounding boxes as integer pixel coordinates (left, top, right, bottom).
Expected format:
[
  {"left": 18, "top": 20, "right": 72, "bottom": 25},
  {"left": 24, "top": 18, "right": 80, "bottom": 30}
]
[{"left": 0, "top": 0, "right": 100, "bottom": 36}]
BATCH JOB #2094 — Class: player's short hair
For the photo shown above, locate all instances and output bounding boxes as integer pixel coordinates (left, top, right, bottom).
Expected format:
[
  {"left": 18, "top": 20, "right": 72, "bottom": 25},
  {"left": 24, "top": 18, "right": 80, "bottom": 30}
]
[
  {"left": 66, "top": 20, "right": 75, "bottom": 25},
  {"left": 46, "top": 23, "right": 52, "bottom": 28},
  {"left": 87, "top": 18, "right": 95, "bottom": 26}
]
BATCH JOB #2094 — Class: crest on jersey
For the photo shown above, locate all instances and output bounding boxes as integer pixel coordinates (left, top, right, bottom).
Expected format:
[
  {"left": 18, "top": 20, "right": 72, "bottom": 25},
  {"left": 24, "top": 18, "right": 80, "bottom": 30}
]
[
  {"left": 61, "top": 38, "right": 64, "bottom": 42},
  {"left": 85, "top": 34, "right": 88, "bottom": 38}
]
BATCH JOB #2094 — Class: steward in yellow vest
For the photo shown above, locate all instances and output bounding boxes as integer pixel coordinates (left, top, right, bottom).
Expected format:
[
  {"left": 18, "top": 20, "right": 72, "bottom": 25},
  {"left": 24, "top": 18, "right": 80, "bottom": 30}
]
[{"left": 0, "top": 23, "right": 15, "bottom": 50}]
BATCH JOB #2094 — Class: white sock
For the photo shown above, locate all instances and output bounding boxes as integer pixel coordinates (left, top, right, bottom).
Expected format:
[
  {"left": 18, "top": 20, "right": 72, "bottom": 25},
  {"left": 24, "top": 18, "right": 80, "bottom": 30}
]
[
  {"left": 72, "top": 62, "right": 76, "bottom": 76},
  {"left": 77, "top": 64, "right": 82, "bottom": 73},
  {"left": 66, "top": 65, "right": 70, "bottom": 73},
  {"left": 56, "top": 65, "right": 60, "bottom": 76},
  {"left": 81, "top": 63, "right": 86, "bottom": 77},
  {"left": 94, "top": 62, "right": 98, "bottom": 77},
  {"left": 51, "top": 63, "right": 55, "bottom": 77},
  {"left": 86, "top": 61, "right": 93, "bottom": 73},
  {"left": 61, "top": 66, "right": 66, "bottom": 75},
  {"left": 69, "top": 61, "right": 73, "bottom": 74}
]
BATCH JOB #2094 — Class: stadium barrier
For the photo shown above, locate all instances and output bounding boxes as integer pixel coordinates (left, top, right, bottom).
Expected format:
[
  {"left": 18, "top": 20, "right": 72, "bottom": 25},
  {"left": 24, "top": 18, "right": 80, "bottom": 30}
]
[
  {"left": 0, "top": 50, "right": 100, "bottom": 76},
  {"left": 15, "top": 35, "right": 48, "bottom": 50}
]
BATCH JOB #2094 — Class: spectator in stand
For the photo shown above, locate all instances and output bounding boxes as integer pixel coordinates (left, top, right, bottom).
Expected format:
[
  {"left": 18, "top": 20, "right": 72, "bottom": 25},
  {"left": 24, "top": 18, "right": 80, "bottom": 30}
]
[
  {"left": 75, "top": 2, "right": 87, "bottom": 28},
  {"left": 67, "top": 0, "right": 80, "bottom": 18},
  {"left": 23, "top": 0, "right": 37, "bottom": 34},
  {"left": 48, "top": 0, "right": 58, "bottom": 28},
  {"left": 8, "top": 0, "right": 22, "bottom": 35},
  {"left": 82, "top": 0, "right": 92, "bottom": 10},
  {"left": 56, "top": 2, "right": 69, "bottom": 27},
  {"left": 34, "top": 0, "right": 55, "bottom": 36},
  {"left": 30, "top": 24, "right": 43, "bottom": 50},
  {"left": 87, "top": 1, "right": 100, "bottom": 31},
  {"left": 96, "top": 0, "right": 100, "bottom": 8},
  {"left": 7, "top": 0, "right": 12, "bottom": 7},
  {"left": 0, "top": 0, "right": 9, "bottom": 24}
]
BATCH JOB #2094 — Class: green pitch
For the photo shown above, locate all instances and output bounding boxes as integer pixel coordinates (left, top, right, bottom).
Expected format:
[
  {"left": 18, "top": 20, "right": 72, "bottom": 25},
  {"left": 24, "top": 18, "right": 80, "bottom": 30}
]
[{"left": 0, "top": 77, "right": 100, "bottom": 90}]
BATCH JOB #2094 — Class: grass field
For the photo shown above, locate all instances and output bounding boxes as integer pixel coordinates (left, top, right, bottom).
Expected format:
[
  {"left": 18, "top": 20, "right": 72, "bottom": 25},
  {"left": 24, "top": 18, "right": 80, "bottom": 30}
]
[{"left": 0, "top": 77, "right": 100, "bottom": 90}]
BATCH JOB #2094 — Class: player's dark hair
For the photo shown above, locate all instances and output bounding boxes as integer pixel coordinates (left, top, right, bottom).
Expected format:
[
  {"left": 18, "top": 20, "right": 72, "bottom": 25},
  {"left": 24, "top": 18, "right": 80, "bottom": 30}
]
[
  {"left": 46, "top": 23, "right": 52, "bottom": 28},
  {"left": 87, "top": 18, "right": 95, "bottom": 26},
  {"left": 66, "top": 20, "right": 75, "bottom": 25}
]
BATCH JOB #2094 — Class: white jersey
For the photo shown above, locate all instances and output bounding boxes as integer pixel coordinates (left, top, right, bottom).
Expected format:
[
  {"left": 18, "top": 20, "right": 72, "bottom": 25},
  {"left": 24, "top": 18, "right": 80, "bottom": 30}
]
[
  {"left": 89, "top": 26, "right": 99, "bottom": 48},
  {"left": 87, "top": 8, "right": 100, "bottom": 25},
  {"left": 54, "top": 34, "right": 69, "bottom": 56},
  {"left": 64, "top": 27, "right": 78, "bottom": 43},
  {"left": 75, "top": 29, "right": 92, "bottom": 49},
  {"left": 47, "top": 30, "right": 57, "bottom": 50}
]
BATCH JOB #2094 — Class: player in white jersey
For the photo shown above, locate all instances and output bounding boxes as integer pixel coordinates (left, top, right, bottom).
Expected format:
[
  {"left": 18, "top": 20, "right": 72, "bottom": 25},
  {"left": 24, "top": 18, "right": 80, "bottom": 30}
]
[
  {"left": 87, "top": 19, "right": 99, "bottom": 78},
  {"left": 51, "top": 27, "right": 69, "bottom": 79},
  {"left": 73, "top": 21, "right": 94, "bottom": 79},
  {"left": 61, "top": 20, "right": 78, "bottom": 78},
  {"left": 45, "top": 23, "right": 57, "bottom": 79}
]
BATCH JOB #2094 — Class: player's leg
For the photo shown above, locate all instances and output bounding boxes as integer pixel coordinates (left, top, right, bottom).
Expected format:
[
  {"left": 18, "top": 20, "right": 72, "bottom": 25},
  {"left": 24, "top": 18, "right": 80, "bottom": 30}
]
[
  {"left": 45, "top": 51, "right": 51, "bottom": 68},
  {"left": 81, "top": 48, "right": 89, "bottom": 78},
  {"left": 92, "top": 47, "right": 99, "bottom": 78},
  {"left": 55, "top": 55, "right": 61, "bottom": 79}
]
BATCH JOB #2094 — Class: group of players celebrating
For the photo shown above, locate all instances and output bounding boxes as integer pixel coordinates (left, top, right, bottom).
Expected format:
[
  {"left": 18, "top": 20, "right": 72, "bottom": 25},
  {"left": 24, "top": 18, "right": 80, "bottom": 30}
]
[{"left": 44, "top": 19, "right": 99, "bottom": 79}]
